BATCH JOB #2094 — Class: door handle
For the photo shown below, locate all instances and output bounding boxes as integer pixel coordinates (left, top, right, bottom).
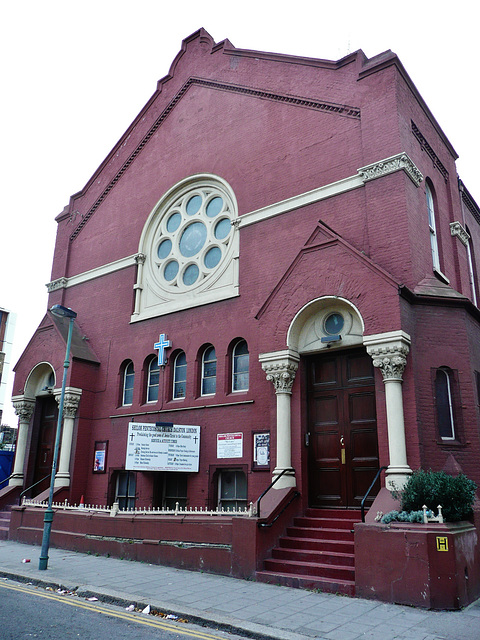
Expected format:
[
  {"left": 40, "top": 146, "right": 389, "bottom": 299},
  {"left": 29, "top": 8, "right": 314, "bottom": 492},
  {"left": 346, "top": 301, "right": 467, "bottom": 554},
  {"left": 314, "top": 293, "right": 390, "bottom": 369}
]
[
  {"left": 340, "top": 435, "right": 346, "bottom": 464},
  {"left": 340, "top": 435, "right": 345, "bottom": 447}
]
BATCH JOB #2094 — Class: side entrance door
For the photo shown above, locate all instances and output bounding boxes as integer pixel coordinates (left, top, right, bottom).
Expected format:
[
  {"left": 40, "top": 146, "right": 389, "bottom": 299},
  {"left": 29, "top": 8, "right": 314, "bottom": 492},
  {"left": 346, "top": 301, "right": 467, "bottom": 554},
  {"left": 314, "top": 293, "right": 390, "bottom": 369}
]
[
  {"left": 33, "top": 396, "right": 58, "bottom": 494},
  {"left": 307, "top": 348, "right": 379, "bottom": 508}
]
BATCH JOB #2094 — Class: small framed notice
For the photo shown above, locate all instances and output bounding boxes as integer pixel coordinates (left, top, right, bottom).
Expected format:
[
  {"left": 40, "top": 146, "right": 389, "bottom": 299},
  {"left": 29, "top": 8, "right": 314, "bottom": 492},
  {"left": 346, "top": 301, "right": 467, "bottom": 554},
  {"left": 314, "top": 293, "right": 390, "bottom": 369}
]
[
  {"left": 217, "top": 432, "right": 243, "bottom": 459},
  {"left": 93, "top": 441, "right": 108, "bottom": 473},
  {"left": 253, "top": 431, "right": 270, "bottom": 470}
]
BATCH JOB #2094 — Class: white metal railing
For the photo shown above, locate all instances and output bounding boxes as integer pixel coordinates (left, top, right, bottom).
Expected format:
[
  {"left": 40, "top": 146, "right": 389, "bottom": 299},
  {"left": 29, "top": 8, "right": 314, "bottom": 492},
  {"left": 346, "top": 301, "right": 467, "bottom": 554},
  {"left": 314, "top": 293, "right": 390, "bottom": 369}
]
[{"left": 21, "top": 498, "right": 255, "bottom": 518}]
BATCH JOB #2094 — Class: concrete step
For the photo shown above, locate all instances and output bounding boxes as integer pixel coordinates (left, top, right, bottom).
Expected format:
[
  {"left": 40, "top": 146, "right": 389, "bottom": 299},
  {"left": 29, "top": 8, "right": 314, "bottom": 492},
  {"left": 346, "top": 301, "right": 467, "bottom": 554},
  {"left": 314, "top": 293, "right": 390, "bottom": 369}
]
[
  {"left": 264, "top": 557, "right": 354, "bottom": 581},
  {"left": 272, "top": 546, "right": 355, "bottom": 567},
  {"left": 256, "top": 569, "right": 355, "bottom": 596}
]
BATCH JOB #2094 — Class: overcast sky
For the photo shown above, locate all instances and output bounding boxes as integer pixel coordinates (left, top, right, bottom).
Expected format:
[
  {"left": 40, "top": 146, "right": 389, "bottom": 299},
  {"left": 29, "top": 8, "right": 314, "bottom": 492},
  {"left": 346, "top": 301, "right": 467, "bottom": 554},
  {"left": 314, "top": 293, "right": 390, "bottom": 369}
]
[{"left": 1, "top": 1, "right": 478, "bottom": 426}]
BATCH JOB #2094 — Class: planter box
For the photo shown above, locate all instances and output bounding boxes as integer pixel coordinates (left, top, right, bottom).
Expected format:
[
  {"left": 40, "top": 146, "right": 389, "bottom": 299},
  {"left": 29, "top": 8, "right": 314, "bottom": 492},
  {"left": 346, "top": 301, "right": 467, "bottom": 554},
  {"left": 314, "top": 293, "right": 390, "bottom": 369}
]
[{"left": 355, "top": 520, "right": 480, "bottom": 609}]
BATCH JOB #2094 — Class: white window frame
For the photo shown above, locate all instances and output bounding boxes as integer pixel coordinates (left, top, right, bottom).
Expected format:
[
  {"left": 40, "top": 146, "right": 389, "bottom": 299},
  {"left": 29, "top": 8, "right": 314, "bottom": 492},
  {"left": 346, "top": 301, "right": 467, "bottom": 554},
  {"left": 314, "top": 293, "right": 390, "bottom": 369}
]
[
  {"left": 173, "top": 351, "right": 187, "bottom": 400},
  {"left": 435, "top": 367, "right": 456, "bottom": 441},
  {"left": 147, "top": 357, "right": 160, "bottom": 403},
  {"left": 426, "top": 182, "right": 440, "bottom": 272},
  {"left": 232, "top": 340, "right": 249, "bottom": 392},
  {"left": 201, "top": 346, "right": 217, "bottom": 396},
  {"left": 123, "top": 361, "right": 135, "bottom": 406}
]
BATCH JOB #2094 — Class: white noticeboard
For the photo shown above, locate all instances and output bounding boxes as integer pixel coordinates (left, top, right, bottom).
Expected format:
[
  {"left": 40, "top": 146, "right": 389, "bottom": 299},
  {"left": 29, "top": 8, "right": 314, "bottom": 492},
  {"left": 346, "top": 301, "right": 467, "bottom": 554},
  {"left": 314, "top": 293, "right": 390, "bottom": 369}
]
[
  {"left": 217, "top": 432, "right": 243, "bottom": 459},
  {"left": 126, "top": 422, "right": 200, "bottom": 472}
]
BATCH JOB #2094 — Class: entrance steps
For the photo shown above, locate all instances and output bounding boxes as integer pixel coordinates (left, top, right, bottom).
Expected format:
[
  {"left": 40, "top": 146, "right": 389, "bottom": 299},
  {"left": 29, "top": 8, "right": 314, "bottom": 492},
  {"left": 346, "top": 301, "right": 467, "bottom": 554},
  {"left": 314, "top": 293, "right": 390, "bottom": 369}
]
[
  {"left": 256, "top": 508, "right": 361, "bottom": 596},
  {"left": 0, "top": 510, "right": 11, "bottom": 540}
]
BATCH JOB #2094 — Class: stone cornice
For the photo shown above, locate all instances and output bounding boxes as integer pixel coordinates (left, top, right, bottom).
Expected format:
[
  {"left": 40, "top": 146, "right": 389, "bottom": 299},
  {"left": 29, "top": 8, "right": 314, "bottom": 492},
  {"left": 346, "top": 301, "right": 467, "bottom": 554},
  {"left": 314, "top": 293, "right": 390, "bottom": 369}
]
[
  {"left": 450, "top": 221, "right": 470, "bottom": 246},
  {"left": 358, "top": 152, "right": 423, "bottom": 187},
  {"left": 50, "top": 152, "right": 421, "bottom": 291}
]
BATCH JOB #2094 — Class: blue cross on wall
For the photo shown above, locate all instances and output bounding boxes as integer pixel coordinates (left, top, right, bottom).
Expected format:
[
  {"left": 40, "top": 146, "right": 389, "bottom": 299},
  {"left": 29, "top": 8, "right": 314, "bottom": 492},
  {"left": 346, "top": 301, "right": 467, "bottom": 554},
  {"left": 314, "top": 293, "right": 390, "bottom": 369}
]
[{"left": 154, "top": 333, "right": 171, "bottom": 366}]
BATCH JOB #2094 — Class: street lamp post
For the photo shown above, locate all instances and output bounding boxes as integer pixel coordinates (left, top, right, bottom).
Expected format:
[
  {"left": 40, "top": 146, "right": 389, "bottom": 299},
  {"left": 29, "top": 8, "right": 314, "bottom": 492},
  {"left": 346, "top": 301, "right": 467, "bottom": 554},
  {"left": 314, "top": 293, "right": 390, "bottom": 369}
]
[{"left": 39, "top": 304, "right": 77, "bottom": 571}]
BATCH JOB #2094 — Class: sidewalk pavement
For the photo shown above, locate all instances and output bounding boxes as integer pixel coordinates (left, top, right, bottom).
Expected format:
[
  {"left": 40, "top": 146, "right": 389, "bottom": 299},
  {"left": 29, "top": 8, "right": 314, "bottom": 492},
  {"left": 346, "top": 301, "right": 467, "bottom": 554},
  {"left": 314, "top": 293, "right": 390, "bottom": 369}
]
[{"left": 0, "top": 540, "right": 479, "bottom": 640}]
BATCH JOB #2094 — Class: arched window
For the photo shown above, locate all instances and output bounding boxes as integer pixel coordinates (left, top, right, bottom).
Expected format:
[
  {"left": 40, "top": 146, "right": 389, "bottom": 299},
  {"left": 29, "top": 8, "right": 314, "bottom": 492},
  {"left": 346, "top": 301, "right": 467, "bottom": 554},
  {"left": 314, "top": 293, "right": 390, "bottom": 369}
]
[
  {"left": 122, "top": 361, "right": 135, "bottom": 406},
  {"left": 426, "top": 182, "right": 440, "bottom": 271},
  {"left": 173, "top": 351, "right": 187, "bottom": 399},
  {"left": 232, "top": 340, "right": 249, "bottom": 391},
  {"left": 435, "top": 367, "right": 456, "bottom": 440},
  {"left": 146, "top": 357, "right": 160, "bottom": 403},
  {"left": 201, "top": 345, "right": 216, "bottom": 395},
  {"left": 466, "top": 226, "right": 478, "bottom": 306}
]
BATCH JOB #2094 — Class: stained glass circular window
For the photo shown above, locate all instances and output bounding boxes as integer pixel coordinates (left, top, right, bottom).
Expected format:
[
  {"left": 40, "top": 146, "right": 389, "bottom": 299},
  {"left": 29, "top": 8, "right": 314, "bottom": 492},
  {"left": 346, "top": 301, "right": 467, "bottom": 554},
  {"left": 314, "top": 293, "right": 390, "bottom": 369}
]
[{"left": 152, "top": 179, "right": 236, "bottom": 293}]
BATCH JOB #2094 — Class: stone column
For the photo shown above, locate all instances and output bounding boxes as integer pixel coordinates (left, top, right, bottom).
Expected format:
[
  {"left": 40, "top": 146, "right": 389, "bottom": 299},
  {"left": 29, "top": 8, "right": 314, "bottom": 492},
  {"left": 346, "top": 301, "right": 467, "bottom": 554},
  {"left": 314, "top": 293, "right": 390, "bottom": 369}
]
[
  {"left": 364, "top": 331, "right": 412, "bottom": 490},
  {"left": 11, "top": 396, "right": 36, "bottom": 487},
  {"left": 132, "top": 253, "right": 146, "bottom": 317},
  {"left": 259, "top": 349, "right": 300, "bottom": 489},
  {"left": 53, "top": 387, "right": 82, "bottom": 487}
]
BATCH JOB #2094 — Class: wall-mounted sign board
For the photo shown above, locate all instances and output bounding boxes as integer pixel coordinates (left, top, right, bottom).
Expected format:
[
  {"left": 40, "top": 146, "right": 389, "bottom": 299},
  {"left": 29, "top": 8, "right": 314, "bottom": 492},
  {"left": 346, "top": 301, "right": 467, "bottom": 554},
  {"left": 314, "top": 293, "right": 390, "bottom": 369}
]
[{"left": 126, "top": 422, "right": 200, "bottom": 472}]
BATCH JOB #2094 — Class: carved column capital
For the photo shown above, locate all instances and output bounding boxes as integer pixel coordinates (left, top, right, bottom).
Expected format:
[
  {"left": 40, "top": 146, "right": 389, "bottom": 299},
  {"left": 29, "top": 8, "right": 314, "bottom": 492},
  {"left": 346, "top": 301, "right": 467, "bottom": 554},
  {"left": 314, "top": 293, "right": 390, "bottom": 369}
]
[
  {"left": 12, "top": 396, "right": 36, "bottom": 422},
  {"left": 54, "top": 387, "right": 82, "bottom": 419},
  {"left": 364, "top": 330, "right": 411, "bottom": 382},
  {"left": 259, "top": 350, "right": 300, "bottom": 394}
]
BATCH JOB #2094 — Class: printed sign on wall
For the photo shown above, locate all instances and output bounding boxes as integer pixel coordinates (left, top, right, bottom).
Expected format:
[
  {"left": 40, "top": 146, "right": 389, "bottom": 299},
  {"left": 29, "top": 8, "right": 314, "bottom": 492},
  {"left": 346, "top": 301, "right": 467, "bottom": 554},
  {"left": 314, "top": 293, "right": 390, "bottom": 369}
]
[
  {"left": 217, "top": 432, "right": 243, "bottom": 459},
  {"left": 126, "top": 422, "right": 200, "bottom": 472}
]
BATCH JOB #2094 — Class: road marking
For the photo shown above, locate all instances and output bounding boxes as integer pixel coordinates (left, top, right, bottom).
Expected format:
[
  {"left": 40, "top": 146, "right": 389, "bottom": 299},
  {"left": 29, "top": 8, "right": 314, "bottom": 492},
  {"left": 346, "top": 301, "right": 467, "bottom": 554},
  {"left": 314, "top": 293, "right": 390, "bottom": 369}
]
[{"left": 0, "top": 581, "right": 225, "bottom": 639}]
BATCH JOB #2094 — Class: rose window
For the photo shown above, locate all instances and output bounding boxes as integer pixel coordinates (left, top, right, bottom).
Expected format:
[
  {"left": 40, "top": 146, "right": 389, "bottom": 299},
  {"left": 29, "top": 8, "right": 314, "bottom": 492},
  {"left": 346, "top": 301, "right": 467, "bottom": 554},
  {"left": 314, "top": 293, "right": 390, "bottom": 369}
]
[{"left": 153, "top": 188, "right": 234, "bottom": 290}]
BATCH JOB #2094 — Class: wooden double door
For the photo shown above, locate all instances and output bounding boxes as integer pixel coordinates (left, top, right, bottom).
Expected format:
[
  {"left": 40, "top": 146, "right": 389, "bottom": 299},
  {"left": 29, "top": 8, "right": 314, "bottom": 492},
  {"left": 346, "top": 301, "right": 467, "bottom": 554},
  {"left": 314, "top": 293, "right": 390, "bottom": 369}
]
[{"left": 307, "top": 349, "right": 379, "bottom": 508}]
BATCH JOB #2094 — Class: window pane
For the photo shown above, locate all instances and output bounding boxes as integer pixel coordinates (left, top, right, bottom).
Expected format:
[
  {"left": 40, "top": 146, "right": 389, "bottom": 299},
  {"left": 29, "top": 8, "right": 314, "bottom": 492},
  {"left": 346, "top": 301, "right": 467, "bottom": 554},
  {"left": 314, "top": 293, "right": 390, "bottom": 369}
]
[
  {"left": 123, "top": 362, "right": 134, "bottom": 405},
  {"left": 173, "top": 352, "right": 187, "bottom": 399},
  {"left": 147, "top": 358, "right": 160, "bottom": 403},
  {"left": 202, "top": 346, "right": 216, "bottom": 395},
  {"left": 219, "top": 470, "right": 247, "bottom": 510},
  {"left": 233, "top": 341, "right": 249, "bottom": 391},
  {"left": 435, "top": 369, "right": 455, "bottom": 439}
]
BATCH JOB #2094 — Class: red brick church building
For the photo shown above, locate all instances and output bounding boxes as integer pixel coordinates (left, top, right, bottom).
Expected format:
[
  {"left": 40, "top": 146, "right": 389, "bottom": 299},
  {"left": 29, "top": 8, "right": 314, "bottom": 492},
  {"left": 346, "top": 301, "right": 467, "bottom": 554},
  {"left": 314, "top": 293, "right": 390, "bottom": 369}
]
[{"left": 3, "top": 29, "right": 480, "bottom": 607}]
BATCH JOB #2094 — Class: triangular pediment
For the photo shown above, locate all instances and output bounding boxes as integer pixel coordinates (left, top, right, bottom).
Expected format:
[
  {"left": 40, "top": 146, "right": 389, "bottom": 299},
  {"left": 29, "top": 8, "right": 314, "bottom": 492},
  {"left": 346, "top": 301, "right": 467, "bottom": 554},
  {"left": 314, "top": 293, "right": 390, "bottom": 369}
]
[
  {"left": 63, "top": 29, "right": 361, "bottom": 241},
  {"left": 256, "top": 221, "right": 401, "bottom": 325}
]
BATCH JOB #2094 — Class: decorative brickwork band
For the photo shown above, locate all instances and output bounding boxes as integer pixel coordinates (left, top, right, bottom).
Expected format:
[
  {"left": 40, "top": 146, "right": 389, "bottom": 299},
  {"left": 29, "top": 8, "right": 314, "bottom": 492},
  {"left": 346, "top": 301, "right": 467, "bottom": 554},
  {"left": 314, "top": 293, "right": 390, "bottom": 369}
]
[
  {"left": 358, "top": 153, "right": 423, "bottom": 187},
  {"left": 450, "top": 222, "right": 470, "bottom": 246}
]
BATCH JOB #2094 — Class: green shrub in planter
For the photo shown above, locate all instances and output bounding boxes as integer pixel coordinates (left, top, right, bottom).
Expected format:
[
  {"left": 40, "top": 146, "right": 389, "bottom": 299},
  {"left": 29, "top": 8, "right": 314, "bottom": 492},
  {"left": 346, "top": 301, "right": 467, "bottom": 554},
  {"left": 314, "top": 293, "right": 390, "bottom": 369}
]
[{"left": 396, "top": 470, "right": 477, "bottom": 522}]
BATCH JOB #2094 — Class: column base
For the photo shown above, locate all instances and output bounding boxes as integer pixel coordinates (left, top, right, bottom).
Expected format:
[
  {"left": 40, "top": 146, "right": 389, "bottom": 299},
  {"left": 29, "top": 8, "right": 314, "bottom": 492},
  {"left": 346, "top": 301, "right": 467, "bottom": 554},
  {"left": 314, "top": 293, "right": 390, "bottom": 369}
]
[
  {"left": 54, "top": 474, "right": 70, "bottom": 488},
  {"left": 8, "top": 475, "right": 24, "bottom": 487},
  {"left": 272, "top": 467, "right": 296, "bottom": 489},
  {"left": 385, "top": 466, "right": 412, "bottom": 491}
]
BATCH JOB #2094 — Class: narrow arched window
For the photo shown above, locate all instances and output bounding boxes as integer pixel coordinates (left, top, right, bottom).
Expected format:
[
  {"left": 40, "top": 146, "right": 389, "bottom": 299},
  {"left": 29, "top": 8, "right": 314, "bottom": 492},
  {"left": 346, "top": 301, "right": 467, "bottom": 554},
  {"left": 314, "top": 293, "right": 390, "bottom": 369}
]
[
  {"left": 147, "top": 357, "right": 160, "bottom": 403},
  {"left": 466, "top": 226, "right": 478, "bottom": 306},
  {"left": 173, "top": 351, "right": 187, "bottom": 399},
  {"left": 232, "top": 340, "right": 249, "bottom": 391},
  {"left": 123, "top": 361, "right": 135, "bottom": 406},
  {"left": 201, "top": 345, "right": 216, "bottom": 395},
  {"left": 435, "top": 367, "right": 456, "bottom": 440},
  {"left": 426, "top": 182, "right": 440, "bottom": 271}
]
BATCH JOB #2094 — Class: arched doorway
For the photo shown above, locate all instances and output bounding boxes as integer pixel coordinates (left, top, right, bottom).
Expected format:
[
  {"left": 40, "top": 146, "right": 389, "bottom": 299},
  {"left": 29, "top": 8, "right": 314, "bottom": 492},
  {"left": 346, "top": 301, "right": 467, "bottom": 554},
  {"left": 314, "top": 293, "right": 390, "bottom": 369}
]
[{"left": 287, "top": 297, "right": 379, "bottom": 508}]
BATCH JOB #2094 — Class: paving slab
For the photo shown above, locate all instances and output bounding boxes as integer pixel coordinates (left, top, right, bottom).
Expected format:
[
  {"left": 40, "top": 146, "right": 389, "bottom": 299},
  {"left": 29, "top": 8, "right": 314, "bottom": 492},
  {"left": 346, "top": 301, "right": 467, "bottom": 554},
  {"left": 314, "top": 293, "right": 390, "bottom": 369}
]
[{"left": 0, "top": 540, "right": 479, "bottom": 640}]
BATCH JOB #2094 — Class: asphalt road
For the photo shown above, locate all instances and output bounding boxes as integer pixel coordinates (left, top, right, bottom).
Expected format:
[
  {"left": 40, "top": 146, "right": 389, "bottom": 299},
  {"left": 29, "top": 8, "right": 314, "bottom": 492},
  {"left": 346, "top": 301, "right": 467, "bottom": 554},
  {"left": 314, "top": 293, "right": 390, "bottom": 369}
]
[{"left": 0, "top": 580, "right": 246, "bottom": 640}]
